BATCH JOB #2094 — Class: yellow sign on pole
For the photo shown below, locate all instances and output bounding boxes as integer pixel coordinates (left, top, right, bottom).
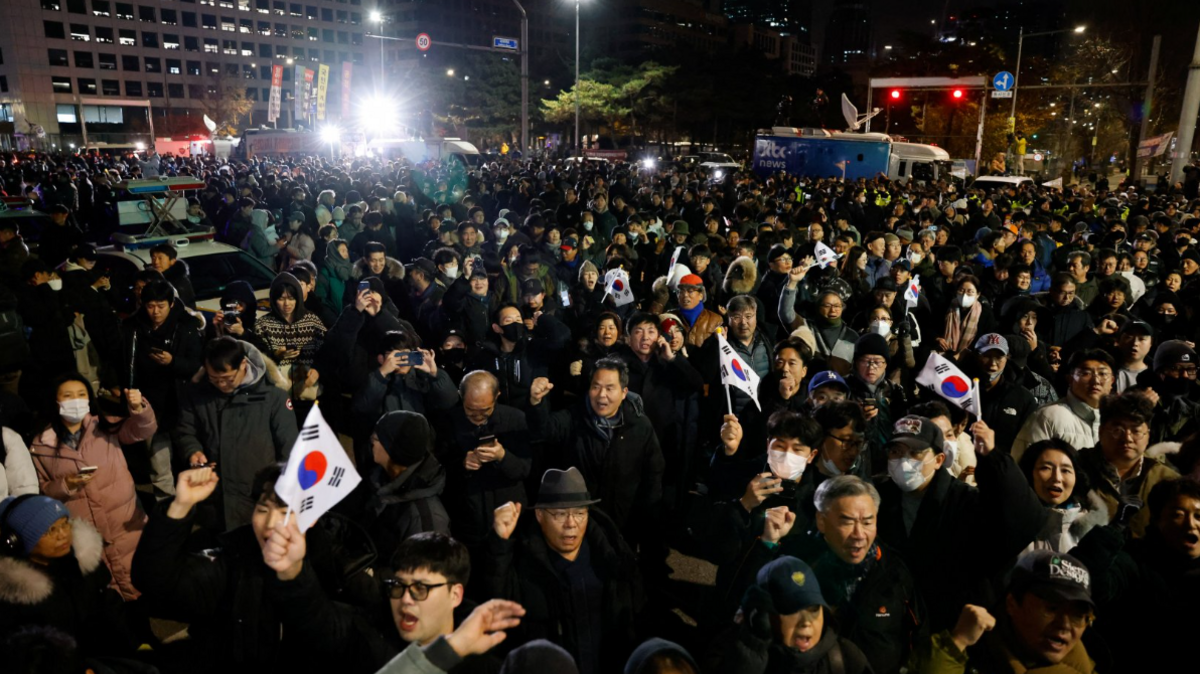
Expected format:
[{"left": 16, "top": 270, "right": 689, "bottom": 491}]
[
  {"left": 315, "top": 64, "right": 330, "bottom": 121},
  {"left": 1006, "top": 116, "right": 1015, "bottom": 133}
]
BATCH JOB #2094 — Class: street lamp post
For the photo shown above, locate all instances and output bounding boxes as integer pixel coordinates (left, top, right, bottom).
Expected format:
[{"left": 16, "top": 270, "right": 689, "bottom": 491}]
[{"left": 1010, "top": 25, "right": 1085, "bottom": 129}]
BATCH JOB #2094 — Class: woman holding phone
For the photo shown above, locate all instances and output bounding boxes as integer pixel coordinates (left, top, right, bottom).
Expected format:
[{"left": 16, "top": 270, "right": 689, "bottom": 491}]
[
  {"left": 256, "top": 272, "right": 328, "bottom": 407},
  {"left": 28, "top": 374, "right": 155, "bottom": 600}
]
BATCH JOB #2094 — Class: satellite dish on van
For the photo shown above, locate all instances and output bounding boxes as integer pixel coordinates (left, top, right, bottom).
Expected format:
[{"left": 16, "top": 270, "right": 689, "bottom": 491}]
[
  {"left": 203, "top": 115, "right": 218, "bottom": 133},
  {"left": 841, "top": 93, "right": 881, "bottom": 132}
]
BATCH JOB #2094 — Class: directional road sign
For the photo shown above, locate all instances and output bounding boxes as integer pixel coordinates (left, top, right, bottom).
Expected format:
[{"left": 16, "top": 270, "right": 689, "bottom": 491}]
[
  {"left": 493, "top": 36, "right": 519, "bottom": 51},
  {"left": 991, "top": 90, "right": 1013, "bottom": 99},
  {"left": 993, "top": 71, "right": 1014, "bottom": 92},
  {"left": 416, "top": 33, "right": 431, "bottom": 51}
]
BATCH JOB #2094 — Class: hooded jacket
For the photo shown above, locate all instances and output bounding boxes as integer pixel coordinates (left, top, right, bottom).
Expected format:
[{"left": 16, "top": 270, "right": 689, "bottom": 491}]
[
  {"left": 255, "top": 273, "right": 328, "bottom": 369},
  {"left": 366, "top": 454, "right": 451, "bottom": 558},
  {"left": 343, "top": 255, "right": 407, "bottom": 309},
  {"left": 119, "top": 298, "right": 204, "bottom": 427},
  {"left": 30, "top": 403, "right": 156, "bottom": 600},
  {"left": 176, "top": 340, "right": 299, "bottom": 530},
  {"left": 0, "top": 518, "right": 136, "bottom": 659}
]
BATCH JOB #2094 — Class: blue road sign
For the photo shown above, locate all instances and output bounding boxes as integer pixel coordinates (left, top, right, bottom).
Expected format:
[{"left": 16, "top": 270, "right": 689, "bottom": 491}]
[
  {"left": 493, "top": 37, "right": 519, "bottom": 51},
  {"left": 993, "top": 71, "right": 1015, "bottom": 92}
]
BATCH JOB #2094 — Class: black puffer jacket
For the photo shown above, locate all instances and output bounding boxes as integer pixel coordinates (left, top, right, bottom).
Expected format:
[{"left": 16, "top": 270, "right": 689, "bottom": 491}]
[
  {"left": 364, "top": 453, "right": 451, "bottom": 560},
  {"left": 527, "top": 393, "right": 664, "bottom": 537},
  {"left": 119, "top": 299, "right": 204, "bottom": 427}
]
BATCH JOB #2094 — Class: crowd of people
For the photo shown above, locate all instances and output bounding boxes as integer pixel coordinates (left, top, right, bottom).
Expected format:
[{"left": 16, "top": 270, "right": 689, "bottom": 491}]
[{"left": 0, "top": 145, "right": 1199, "bottom": 674}]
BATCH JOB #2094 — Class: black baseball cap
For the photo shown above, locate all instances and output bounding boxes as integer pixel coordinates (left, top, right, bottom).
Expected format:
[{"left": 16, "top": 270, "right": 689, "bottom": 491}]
[
  {"left": 1009, "top": 550, "right": 1095, "bottom": 608},
  {"left": 887, "top": 415, "right": 945, "bottom": 455},
  {"left": 1118, "top": 319, "right": 1154, "bottom": 338}
]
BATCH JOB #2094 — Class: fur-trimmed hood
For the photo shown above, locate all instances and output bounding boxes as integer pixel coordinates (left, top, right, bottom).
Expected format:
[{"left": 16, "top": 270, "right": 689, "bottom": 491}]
[
  {"left": 723, "top": 255, "right": 757, "bottom": 295},
  {"left": 351, "top": 256, "right": 406, "bottom": 281},
  {"left": 0, "top": 518, "right": 103, "bottom": 606},
  {"left": 1146, "top": 442, "right": 1181, "bottom": 460},
  {"left": 189, "top": 339, "right": 289, "bottom": 391}
]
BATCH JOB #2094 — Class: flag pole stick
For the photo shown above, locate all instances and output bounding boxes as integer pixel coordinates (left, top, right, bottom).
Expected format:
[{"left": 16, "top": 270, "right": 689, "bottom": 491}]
[
  {"left": 725, "top": 383, "right": 733, "bottom": 415},
  {"left": 282, "top": 505, "right": 292, "bottom": 527},
  {"left": 971, "top": 378, "right": 982, "bottom": 422}
]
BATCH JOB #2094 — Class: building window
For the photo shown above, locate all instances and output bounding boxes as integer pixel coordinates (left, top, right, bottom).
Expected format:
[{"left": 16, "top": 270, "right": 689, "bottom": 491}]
[
  {"left": 336, "top": 10, "right": 346, "bottom": 23},
  {"left": 258, "top": 20, "right": 270, "bottom": 35},
  {"left": 57, "top": 104, "right": 78, "bottom": 123},
  {"left": 307, "top": 27, "right": 318, "bottom": 41},
  {"left": 272, "top": 1, "right": 285, "bottom": 16},
  {"left": 126, "top": 80, "right": 142, "bottom": 96},
  {"left": 144, "top": 57, "right": 160, "bottom": 72},
  {"left": 255, "top": 0, "right": 269, "bottom": 13},
  {"left": 45, "top": 21, "right": 67, "bottom": 39},
  {"left": 161, "top": 9, "right": 177, "bottom": 24},
  {"left": 67, "top": 0, "right": 87, "bottom": 12},
  {"left": 225, "top": 63, "right": 237, "bottom": 76},
  {"left": 221, "top": 16, "right": 235, "bottom": 31},
  {"left": 336, "top": 31, "right": 347, "bottom": 44},
  {"left": 70, "top": 24, "right": 91, "bottom": 41},
  {"left": 242, "top": 63, "right": 255, "bottom": 78},
  {"left": 258, "top": 43, "right": 271, "bottom": 57},
  {"left": 147, "top": 82, "right": 163, "bottom": 97},
  {"left": 119, "top": 29, "right": 135, "bottom": 46},
  {"left": 115, "top": 2, "right": 133, "bottom": 19},
  {"left": 321, "top": 7, "right": 331, "bottom": 21},
  {"left": 92, "top": 0, "right": 110, "bottom": 16},
  {"left": 164, "top": 34, "right": 180, "bottom": 49},
  {"left": 349, "top": 12, "right": 359, "bottom": 25},
  {"left": 246, "top": 87, "right": 259, "bottom": 101},
  {"left": 99, "top": 53, "right": 117, "bottom": 69},
  {"left": 52, "top": 76, "right": 73, "bottom": 93},
  {"left": 292, "top": 25, "right": 305, "bottom": 40},
  {"left": 168, "top": 82, "right": 184, "bottom": 98},
  {"left": 48, "top": 49, "right": 70, "bottom": 66},
  {"left": 186, "top": 60, "right": 201, "bottom": 75},
  {"left": 223, "top": 39, "right": 237, "bottom": 54},
  {"left": 102, "top": 79, "right": 120, "bottom": 95},
  {"left": 305, "top": 5, "right": 316, "bottom": 19},
  {"left": 142, "top": 32, "right": 158, "bottom": 48},
  {"left": 122, "top": 54, "right": 139, "bottom": 70},
  {"left": 203, "top": 37, "right": 218, "bottom": 52},
  {"left": 43, "top": 0, "right": 63, "bottom": 10},
  {"left": 166, "top": 58, "right": 181, "bottom": 74},
  {"left": 183, "top": 12, "right": 197, "bottom": 27},
  {"left": 206, "top": 61, "right": 220, "bottom": 75},
  {"left": 275, "top": 23, "right": 287, "bottom": 37},
  {"left": 351, "top": 32, "right": 362, "bottom": 46},
  {"left": 78, "top": 78, "right": 97, "bottom": 94},
  {"left": 185, "top": 36, "right": 199, "bottom": 51},
  {"left": 95, "top": 26, "right": 114, "bottom": 43},
  {"left": 74, "top": 51, "right": 94, "bottom": 68},
  {"left": 138, "top": 5, "right": 155, "bottom": 22},
  {"left": 241, "top": 41, "right": 254, "bottom": 56},
  {"left": 322, "top": 28, "right": 333, "bottom": 42},
  {"left": 240, "top": 18, "right": 253, "bottom": 33},
  {"left": 290, "top": 3, "right": 302, "bottom": 17},
  {"left": 202, "top": 14, "right": 217, "bottom": 29},
  {"left": 259, "top": 65, "right": 270, "bottom": 79}
]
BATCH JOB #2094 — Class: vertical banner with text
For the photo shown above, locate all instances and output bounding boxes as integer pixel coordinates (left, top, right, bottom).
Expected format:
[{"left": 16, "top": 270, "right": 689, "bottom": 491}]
[
  {"left": 267, "top": 64, "right": 284, "bottom": 124},
  {"left": 293, "top": 65, "right": 305, "bottom": 126},
  {"left": 303, "top": 68, "right": 315, "bottom": 123},
  {"left": 341, "top": 62, "right": 353, "bottom": 121},
  {"left": 316, "top": 64, "right": 330, "bottom": 121}
]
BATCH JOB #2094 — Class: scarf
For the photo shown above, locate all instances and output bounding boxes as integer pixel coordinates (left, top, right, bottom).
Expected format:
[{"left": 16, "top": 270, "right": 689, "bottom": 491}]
[
  {"left": 680, "top": 301, "right": 705, "bottom": 327},
  {"left": 943, "top": 299, "right": 982, "bottom": 356}
]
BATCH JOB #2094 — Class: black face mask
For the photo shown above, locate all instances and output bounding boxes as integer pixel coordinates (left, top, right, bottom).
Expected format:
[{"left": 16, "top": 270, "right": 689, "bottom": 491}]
[
  {"left": 501, "top": 322, "right": 527, "bottom": 342},
  {"left": 441, "top": 347, "right": 466, "bottom": 364},
  {"left": 1159, "top": 374, "right": 1192, "bottom": 397}
]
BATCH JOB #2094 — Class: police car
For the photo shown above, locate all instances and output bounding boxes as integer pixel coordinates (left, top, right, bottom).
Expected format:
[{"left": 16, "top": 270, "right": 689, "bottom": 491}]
[
  {"left": 95, "top": 231, "right": 275, "bottom": 315},
  {"left": 969, "top": 175, "right": 1034, "bottom": 194}
]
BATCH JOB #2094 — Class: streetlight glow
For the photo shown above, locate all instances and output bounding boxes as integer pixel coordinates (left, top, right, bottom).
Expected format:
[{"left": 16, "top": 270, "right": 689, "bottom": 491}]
[
  {"left": 1074, "top": 25, "right": 1086, "bottom": 33},
  {"left": 370, "top": 10, "right": 382, "bottom": 22},
  {"left": 321, "top": 125, "right": 341, "bottom": 143},
  {"left": 447, "top": 69, "right": 455, "bottom": 77}
]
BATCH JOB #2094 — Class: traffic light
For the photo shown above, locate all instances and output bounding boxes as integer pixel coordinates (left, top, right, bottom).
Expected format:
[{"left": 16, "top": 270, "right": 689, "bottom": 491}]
[
  {"left": 951, "top": 88, "right": 964, "bottom": 100},
  {"left": 890, "top": 89, "right": 902, "bottom": 101}
]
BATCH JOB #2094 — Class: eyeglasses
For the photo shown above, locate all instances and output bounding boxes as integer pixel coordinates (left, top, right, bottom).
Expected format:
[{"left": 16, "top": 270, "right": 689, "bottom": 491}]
[
  {"left": 383, "top": 578, "right": 449, "bottom": 601},
  {"left": 819, "top": 303, "right": 844, "bottom": 310},
  {"left": 1165, "top": 364, "right": 1199, "bottom": 378},
  {"left": 1072, "top": 368, "right": 1113, "bottom": 382},
  {"left": 1104, "top": 424, "right": 1149, "bottom": 440},
  {"left": 828, "top": 433, "right": 865, "bottom": 452},
  {"left": 543, "top": 508, "right": 589, "bottom": 524},
  {"left": 860, "top": 358, "right": 887, "bottom": 369}
]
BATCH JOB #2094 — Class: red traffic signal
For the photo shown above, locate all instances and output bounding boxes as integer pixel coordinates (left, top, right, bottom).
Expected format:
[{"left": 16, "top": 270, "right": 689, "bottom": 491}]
[
  {"left": 890, "top": 89, "right": 902, "bottom": 100},
  {"left": 952, "top": 89, "right": 964, "bottom": 99}
]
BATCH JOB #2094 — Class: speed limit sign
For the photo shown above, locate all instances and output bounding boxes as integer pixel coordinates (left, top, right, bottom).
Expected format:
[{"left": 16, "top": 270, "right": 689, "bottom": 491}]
[
  {"left": 1033, "top": 152, "right": 1044, "bottom": 162},
  {"left": 416, "top": 33, "right": 431, "bottom": 51}
]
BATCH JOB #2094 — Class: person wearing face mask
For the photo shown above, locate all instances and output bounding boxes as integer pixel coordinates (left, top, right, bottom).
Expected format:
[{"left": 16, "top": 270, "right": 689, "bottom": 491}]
[
  {"left": 876, "top": 414, "right": 1046, "bottom": 631},
  {"left": 16, "top": 260, "right": 76, "bottom": 395},
  {"left": 467, "top": 302, "right": 569, "bottom": 408},
  {"left": 28, "top": 376, "right": 155, "bottom": 600},
  {"left": 936, "top": 276, "right": 995, "bottom": 358},
  {"left": 1134, "top": 339, "right": 1200, "bottom": 444},
  {"left": 969, "top": 334, "right": 1037, "bottom": 456},
  {"left": 813, "top": 402, "right": 870, "bottom": 483}
]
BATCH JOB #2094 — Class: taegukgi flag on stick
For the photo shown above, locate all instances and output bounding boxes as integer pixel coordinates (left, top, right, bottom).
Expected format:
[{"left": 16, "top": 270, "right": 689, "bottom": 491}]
[
  {"left": 814, "top": 241, "right": 841, "bottom": 269},
  {"left": 604, "top": 268, "right": 636, "bottom": 307},
  {"left": 274, "top": 404, "right": 361, "bottom": 530},
  {"left": 915, "top": 351, "right": 979, "bottom": 415},
  {"left": 717, "top": 330, "right": 761, "bottom": 411},
  {"left": 904, "top": 275, "right": 921, "bottom": 309}
]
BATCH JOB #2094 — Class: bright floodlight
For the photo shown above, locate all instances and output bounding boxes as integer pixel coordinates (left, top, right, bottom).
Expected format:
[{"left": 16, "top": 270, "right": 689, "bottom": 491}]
[
  {"left": 360, "top": 95, "right": 399, "bottom": 136},
  {"left": 321, "top": 126, "right": 341, "bottom": 143},
  {"left": 370, "top": 10, "right": 382, "bottom": 22},
  {"left": 1074, "top": 25, "right": 1086, "bottom": 33},
  {"left": 135, "top": 142, "right": 146, "bottom": 151},
  {"left": 641, "top": 158, "right": 655, "bottom": 169},
  {"left": 713, "top": 169, "right": 724, "bottom": 180},
  {"left": 446, "top": 69, "right": 455, "bottom": 77}
]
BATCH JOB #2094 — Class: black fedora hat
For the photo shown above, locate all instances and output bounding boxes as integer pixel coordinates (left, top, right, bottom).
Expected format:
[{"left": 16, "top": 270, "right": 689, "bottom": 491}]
[{"left": 533, "top": 467, "right": 600, "bottom": 509}]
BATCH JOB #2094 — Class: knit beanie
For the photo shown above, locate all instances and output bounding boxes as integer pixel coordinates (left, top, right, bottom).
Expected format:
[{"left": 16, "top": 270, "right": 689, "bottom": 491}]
[
  {"left": 0, "top": 496, "right": 70, "bottom": 556},
  {"left": 373, "top": 411, "right": 432, "bottom": 467},
  {"left": 854, "top": 333, "right": 889, "bottom": 360}
]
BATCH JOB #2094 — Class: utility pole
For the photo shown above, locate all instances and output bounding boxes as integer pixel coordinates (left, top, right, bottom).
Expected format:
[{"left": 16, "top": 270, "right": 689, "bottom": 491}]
[
  {"left": 514, "top": 0, "right": 528, "bottom": 157},
  {"left": 1132, "top": 35, "right": 1161, "bottom": 182},
  {"left": 1171, "top": 23, "right": 1200, "bottom": 184},
  {"left": 575, "top": 0, "right": 581, "bottom": 155}
]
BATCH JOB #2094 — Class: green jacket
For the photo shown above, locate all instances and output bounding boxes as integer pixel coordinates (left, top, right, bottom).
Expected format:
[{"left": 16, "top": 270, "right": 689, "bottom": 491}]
[{"left": 907, "top": 627, "right": 1097, "bottom": 674}]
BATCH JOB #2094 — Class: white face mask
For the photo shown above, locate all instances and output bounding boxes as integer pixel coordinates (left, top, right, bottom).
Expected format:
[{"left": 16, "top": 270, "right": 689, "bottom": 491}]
[
  {"left": 582, "top": 220, "right": 594, "bottom": 231},
  {"left": 942, "top": 441, "right": 958, "bottom": 473},
  {"left": 907, "top": 249, "right": 923, "bottom": 265},
  {"left": 629, "top": 231, "right": 640, "bottom": 242},
  {"left": 768, "top": 450, "right": 808, "bottom": 482},
  {"left": 869, "top": 320, "right": 892, "bottom": 337},
  {"left": 958, "top": 294, "right": 977, "bottom": 308},
  {"left": 59, "top": 398, "right": 90, "bottom": 424},
  {"left": 48, "top": 278, "right": 63, "bottom": 291},
  {"left": 495, "top": 229, "right": 510, "bottom": 243},
  {"left": 443, "top": 265, "right": 459, "bottom": 280},
  {"left": 888, "top": 456, "right": 929, "bottom": 492},
  {"left": 821, "top": 457, "right": 846, "bottom": 476}
]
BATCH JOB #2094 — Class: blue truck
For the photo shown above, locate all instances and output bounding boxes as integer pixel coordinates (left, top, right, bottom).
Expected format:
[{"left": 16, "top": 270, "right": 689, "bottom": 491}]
[{"left": 752, "top": 127, "right": 953, "bottom": 183}]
